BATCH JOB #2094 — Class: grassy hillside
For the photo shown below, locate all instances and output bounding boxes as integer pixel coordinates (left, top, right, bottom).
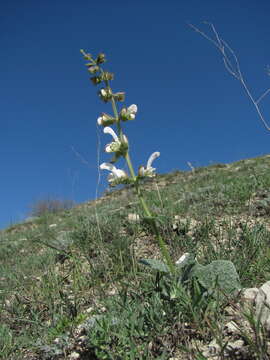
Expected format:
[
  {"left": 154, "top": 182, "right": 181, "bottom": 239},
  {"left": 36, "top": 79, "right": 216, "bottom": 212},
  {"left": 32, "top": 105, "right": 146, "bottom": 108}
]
[{"left": 1, "top": 155, "right": 270, "bottom": 359}]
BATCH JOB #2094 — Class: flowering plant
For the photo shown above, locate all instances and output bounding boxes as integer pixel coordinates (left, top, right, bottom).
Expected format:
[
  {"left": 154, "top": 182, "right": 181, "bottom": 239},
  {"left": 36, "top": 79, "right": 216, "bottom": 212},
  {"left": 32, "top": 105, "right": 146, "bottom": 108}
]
[{"left": 81, "top": 50, "right": 175, "bottom": 274}]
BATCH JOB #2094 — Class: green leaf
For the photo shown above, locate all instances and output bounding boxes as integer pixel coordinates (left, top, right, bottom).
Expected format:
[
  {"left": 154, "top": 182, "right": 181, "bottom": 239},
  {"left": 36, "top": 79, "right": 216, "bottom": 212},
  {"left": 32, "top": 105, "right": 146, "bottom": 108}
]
[
  {"left": 139, "top": 258, "right": 169, "bottom": 273},
  {"left": 193, "top": 260, "right": 241, "bottom": 294}
]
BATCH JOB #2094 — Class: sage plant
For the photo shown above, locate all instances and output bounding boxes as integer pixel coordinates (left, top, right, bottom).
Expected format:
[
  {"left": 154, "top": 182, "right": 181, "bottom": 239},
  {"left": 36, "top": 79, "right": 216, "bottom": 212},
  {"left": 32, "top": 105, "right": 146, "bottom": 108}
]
[{"left": 81, "top": 50, "right": 175, "bottom": 274}]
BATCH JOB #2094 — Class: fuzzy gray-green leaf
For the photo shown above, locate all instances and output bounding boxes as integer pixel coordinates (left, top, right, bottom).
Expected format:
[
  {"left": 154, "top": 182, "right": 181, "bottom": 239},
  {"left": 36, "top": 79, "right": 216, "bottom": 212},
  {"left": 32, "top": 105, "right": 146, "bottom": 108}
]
[{"left": 193, "top": 260, "right": 241, "bottom": 294}]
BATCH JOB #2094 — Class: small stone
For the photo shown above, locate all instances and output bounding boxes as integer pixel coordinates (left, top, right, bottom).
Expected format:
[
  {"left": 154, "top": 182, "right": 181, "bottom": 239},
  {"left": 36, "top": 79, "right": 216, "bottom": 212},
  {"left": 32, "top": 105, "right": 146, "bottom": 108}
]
[
  {"left": 241, "top": 287, "right": 259, "bottom": 304},
  {"left": 78, "top": 335, "right": 87, "bottom": 343},
  {"left": 127, "top": 213, "right": 140, "bottom": 223},
  {"left": 49, "top": 223, "right": 57, "bottom": 228},
  {"left": 86, "top": 307, "right": 94, "bottom": 314},
  {"left": 255, "top": 281, "right": 270, "bottom": 331},
  {"left": 107, "top": 287, "right": 117, "bottom": 296},
  {"left": 202, "top": 339, "right": 220, "bottom": 357},
  {"left": 69, "top": 352, "right": 80, "bottom": 359},
  {"left": 224, "top": 321, "right": 239, "bottom": 335},
  {"left": 85, "top": 306, "right": 94, "bottom": 314},
  {"left": 224, "top": 305, "right": 238, "bottom": 316},
  {"left": 229, "top": 339, "right": 244, "bottom": 349},
  {"left": 5, "top": 299, "right": 11, "bottom": 307},
  {"left": 172, "top": 222, "right": 178, "bottom": 231}
]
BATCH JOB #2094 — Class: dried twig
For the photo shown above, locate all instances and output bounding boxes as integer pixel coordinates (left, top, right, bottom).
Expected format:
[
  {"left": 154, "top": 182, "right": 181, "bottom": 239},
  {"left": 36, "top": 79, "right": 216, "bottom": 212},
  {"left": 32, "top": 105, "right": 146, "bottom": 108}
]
[{"left": 189, "top": 22, "right": 270, "bottom": 131}]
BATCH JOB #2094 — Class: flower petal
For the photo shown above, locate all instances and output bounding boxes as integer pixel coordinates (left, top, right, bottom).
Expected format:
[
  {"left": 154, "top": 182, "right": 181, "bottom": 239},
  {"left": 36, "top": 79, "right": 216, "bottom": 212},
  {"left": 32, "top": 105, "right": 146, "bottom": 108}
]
[
  {"left": 103, "top": 127, "right": 119, "bottom": 142},
  {"left": 128, "top": 104, "right": 138, "bottom": 114},
  {"left": 147, "top": 152, "right": 160, "bottom": 169},
  {"left": 100, "top": 162, "right": 116, "bottom": 172}
]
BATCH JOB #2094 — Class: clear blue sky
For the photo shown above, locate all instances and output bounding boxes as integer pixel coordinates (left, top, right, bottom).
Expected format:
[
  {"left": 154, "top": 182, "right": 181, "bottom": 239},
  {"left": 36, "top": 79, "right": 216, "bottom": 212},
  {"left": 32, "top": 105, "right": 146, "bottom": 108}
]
[{"left": 1, "top": 0, "right": 270, "bottom": 229}]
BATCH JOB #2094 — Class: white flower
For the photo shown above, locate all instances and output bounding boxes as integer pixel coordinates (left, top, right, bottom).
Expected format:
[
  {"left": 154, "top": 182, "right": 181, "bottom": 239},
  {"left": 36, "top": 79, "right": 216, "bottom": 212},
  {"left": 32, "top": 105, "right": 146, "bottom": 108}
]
[
  {"left": 139, "top": 151, "right": 160, "bottom": 177},
  {"left": 119, "top": 104, "right": 138, "bottom": 121},
  {"left": 100, "top": 162, "right": 128, "bottom": 184},
  {"left": 127, "top": 104, "right": 137, "bottom": 120},
  {"left": 97, "top": 116, "right": 103, "bottom": 126},
  {"left": 103, "top": 126, "right": 128, "bottom": 153},
  {"left": 100, "top": 89, "right": 107, "bottom": 97}
]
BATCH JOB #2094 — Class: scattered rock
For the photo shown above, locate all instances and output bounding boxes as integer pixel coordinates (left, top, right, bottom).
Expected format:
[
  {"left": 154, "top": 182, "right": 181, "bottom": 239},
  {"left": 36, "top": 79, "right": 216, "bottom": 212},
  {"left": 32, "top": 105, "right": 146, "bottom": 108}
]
[
  {"left": 202, "top": 338, "right": 220, "bottom": 357},
  {"left": 224, "top": 320, "right": 240, "bottom": 335},
  {"left": 69, "top": 351, "right": 80, "bottom": 359},
  {"left": 241, "top": 287, "right": 259, "bottom": 304},
  {"left": 127, "top": 213, "right": 140, "bottom": 223},
  {"left": 255, "top": 281, "right": 270, "bottom": 331},
  {"left": 225, "top": 339, "right": 245, "bottom": 357}
]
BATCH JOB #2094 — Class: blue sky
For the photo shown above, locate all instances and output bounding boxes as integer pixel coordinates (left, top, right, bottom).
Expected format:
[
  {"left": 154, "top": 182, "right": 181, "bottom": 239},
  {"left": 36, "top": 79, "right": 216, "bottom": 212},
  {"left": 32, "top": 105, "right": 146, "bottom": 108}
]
[{"left": 1, "top": 0, "right": 270, "bottom": 229}]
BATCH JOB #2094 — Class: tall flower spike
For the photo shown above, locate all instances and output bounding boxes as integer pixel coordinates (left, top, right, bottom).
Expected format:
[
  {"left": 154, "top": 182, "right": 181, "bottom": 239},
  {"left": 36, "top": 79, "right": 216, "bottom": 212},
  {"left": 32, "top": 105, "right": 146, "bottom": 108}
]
[
  {"left": 139, "top": 152, "right": 160, "bottom": 177},
  {"left": 100, "top": 162, "right": 128, "bottom": 185},
  {"left": 103, "top": 126, "right": 128, "bottom": 154}
]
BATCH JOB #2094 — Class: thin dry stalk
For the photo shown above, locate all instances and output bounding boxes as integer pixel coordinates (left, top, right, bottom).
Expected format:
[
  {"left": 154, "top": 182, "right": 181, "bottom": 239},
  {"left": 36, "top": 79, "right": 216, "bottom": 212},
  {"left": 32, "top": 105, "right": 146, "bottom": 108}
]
[{"left": 189, "top": 21, "right": 270, "bottom": 131}]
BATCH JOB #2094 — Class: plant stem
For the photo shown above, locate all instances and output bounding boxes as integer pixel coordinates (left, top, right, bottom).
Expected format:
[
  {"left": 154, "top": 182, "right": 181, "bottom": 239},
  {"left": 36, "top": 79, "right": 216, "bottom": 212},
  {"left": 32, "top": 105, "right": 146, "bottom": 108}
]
[
  {"left": 105, "top": 76, "right": 175, "bottom": 274},
  {"left": 124, "top": 135, "right": 175, "bottom": 275}
]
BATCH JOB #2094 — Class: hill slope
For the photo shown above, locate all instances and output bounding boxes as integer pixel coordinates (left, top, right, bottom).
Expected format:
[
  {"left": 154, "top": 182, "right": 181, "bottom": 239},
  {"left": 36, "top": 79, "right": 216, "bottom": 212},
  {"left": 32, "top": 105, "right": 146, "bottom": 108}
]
[{"left": 1, "top": 155, "right": 270, "bottom": 359}]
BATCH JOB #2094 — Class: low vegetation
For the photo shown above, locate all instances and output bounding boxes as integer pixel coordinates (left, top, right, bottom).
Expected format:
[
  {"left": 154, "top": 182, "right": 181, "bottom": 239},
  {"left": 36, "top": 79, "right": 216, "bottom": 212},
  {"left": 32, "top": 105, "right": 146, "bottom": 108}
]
[
  {"left": 1, "top": 155, "right": 270, "bottom": 359},
  {"left": 28, "top": 198, "right": 75, "bottom": 217}
]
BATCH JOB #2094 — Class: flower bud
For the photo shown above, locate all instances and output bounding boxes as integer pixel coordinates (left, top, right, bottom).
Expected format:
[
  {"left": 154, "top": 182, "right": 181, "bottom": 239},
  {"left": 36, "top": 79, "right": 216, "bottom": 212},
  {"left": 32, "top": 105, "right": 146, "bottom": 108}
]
[
  {"left": 96, "top": 53, "right": 106, "bottom": 64},
  {"left": 97, "top": 113, "right": 116, "bottom": 126},
  {"left": 101, "top": 72, "right": 114, "bottom": 81},
  {"left": 80, "top": 49, "right": 92, "bottom": 60},
  {"left": 99, "top": 88, "right": 113, "bottom": 102},
  {"left": 113, "top": 92, "right": 125, "bottom": 102},
  {"left": 88, "top": 65, "right": 100, "bottom": 74},
  {"left": 91, "top": 76, "right": 102, "bottom": 85}
]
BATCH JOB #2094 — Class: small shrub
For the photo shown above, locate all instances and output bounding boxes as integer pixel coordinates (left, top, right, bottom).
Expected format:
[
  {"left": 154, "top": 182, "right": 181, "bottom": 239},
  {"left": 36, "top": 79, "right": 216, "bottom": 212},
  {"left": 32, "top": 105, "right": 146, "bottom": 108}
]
[{"left": 29, "top": 197, "right": 75, "bottom": 217}]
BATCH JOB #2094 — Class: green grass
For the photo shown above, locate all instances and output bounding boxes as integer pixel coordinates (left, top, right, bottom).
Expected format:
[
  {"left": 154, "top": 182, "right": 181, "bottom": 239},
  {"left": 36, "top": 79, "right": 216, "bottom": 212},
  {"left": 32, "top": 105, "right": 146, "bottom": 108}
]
[{"left": 1, "top": 155, "right": 270, "bottom": 359}]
